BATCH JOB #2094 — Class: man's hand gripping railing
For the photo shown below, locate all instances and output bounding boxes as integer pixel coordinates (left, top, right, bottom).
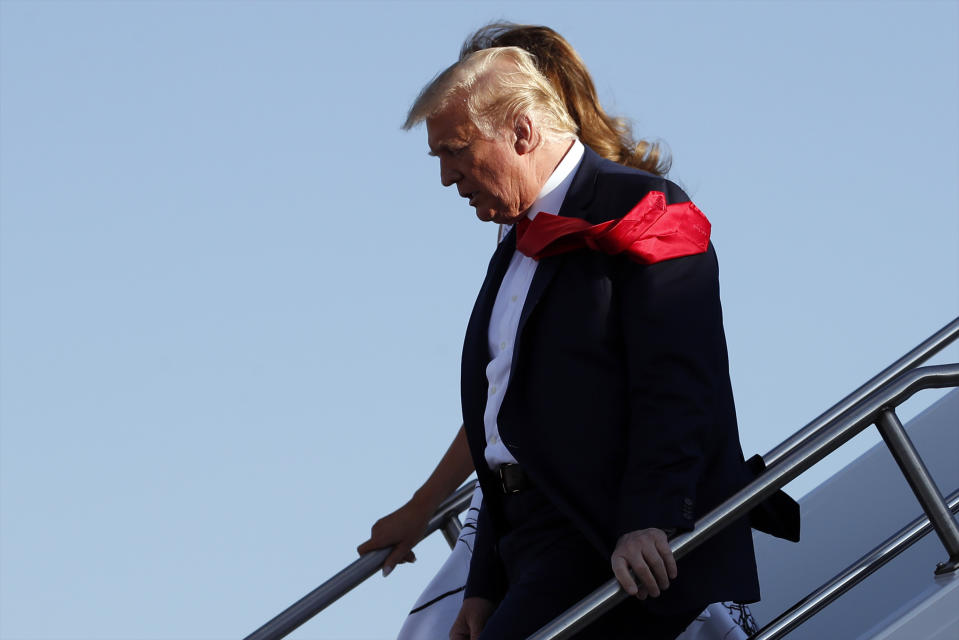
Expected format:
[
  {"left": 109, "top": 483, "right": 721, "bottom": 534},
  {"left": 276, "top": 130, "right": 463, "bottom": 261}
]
[{"left": 526, "top": 362, "right": 959, "bottom": 640}]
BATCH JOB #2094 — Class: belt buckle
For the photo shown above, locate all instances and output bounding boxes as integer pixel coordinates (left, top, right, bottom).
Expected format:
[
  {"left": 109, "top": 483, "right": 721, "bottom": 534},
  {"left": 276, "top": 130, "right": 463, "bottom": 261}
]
[{"left": 498, "top": 463, "right": 521, "bottom": 495}]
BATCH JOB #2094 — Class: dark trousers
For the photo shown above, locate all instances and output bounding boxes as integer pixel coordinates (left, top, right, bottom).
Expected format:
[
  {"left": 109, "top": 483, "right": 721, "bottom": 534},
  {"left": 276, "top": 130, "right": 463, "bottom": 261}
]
[{"left": 478, "top": 486, "right": 701, "bottom": 640}]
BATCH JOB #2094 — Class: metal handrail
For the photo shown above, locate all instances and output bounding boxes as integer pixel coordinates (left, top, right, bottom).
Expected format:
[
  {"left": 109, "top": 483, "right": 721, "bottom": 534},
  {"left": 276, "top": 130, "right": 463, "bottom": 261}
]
[
  {"left": 243, "top": 317, "right": 959, "bottom": 640},
  {"left": 243, "top": 482, "right": 476, "bottom": 640},
  {"left": 753, "top": 488, "right": 959, "bottom": 640},
  {"left": 527, "top": 363, "right": 959, "bottom": 640}
]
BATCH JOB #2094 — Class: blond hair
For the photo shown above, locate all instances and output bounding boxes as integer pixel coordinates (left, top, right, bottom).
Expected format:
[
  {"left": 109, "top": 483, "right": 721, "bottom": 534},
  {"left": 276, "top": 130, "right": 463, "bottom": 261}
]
[
  {"left": 404, "top": 47, "right": 577, "bottom": 142},
  {"left": 461, "top": 23, "right": 670, "bottom": 175}
]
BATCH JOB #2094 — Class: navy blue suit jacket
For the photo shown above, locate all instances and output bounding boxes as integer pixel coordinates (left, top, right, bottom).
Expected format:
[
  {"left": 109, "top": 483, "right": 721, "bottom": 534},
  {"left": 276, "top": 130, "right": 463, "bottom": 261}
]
[{"left": 461, "top": 147, "right": 764, "bottom": 614}]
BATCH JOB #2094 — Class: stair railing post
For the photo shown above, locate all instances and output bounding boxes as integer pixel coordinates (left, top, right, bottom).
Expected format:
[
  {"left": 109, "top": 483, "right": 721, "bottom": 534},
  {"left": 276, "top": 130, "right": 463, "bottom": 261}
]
[
  {"left": 875, "top": 408, "right": 959, "bottom": 574},
  {"left": 440, "top": 514, "right": 464, "bottom": 548},
  {"left": 752, "top": 489, "right": 959, "bottom": 640}
]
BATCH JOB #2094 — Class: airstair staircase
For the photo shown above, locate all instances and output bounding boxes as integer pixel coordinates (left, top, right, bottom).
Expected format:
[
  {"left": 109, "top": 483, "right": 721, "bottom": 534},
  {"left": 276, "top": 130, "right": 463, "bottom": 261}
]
[{"left": 244, "top": 317, "right": 959, "bottom": 640}]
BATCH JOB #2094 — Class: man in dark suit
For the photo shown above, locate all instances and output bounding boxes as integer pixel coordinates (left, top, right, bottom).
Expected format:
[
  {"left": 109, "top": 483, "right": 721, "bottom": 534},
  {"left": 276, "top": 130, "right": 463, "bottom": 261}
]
[{"left": 406, "top": 46, "right": 764, "bottom": 640}]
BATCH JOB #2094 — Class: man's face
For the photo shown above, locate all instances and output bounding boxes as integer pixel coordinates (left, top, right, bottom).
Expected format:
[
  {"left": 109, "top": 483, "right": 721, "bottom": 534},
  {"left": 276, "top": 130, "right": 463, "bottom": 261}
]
[{"left": 426, "top": 103, "right": 537, "bottom": 224}]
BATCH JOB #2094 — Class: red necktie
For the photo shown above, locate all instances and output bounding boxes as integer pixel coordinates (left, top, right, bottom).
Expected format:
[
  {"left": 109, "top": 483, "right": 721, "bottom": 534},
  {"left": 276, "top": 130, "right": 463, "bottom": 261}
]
[{"left": 515, "top": 191, "right": 711, "bottom": 264}]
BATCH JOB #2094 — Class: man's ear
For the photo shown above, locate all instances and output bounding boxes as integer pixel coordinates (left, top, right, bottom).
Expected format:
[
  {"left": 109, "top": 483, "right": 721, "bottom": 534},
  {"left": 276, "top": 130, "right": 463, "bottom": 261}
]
[{"left": 513, "top": 114, "right": 537, "bottom": 155}]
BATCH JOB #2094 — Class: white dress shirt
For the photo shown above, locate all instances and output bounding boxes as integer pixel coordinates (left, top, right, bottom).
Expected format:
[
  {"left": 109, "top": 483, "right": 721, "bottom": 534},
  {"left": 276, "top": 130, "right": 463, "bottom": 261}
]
[{"left": 483, "top": 139, "right": 585, "bottom": 470}]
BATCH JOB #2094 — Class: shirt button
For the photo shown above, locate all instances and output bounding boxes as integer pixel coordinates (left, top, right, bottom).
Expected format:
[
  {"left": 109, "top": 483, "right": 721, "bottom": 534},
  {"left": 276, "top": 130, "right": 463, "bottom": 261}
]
[
  {"left": 500, "top": 341, "right": 507, "bottom": 350},
  {"left": 490, "top": 386, "right": 497, "bottom": 395},
  {"left": 491, "top": 435, "right": 498, "bottom": 443},
  {"left": 511, "top": 295, "right": 518, "bottom": 302}
]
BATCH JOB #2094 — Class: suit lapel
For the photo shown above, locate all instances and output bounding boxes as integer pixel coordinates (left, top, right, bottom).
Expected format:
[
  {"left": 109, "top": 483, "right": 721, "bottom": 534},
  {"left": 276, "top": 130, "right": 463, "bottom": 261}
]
[
  {"left": 510, "top": 149, "right": 602, "bottom": 374},
  {"left": 462, "top": 228, "right": 516, "bottom": 425},
  {"left": 471, "top": 227, "right": 516, "bottom": 341}
]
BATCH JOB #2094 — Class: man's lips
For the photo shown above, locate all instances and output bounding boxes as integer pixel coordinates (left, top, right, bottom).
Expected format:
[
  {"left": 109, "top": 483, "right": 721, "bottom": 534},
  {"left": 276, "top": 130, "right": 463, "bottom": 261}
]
[{"left": 460, "top": 191, "right": 477, "bottom": 206}]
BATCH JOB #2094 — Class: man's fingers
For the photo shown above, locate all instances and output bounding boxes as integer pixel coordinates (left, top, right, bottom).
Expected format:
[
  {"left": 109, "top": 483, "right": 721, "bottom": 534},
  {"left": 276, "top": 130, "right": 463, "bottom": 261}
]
[
  {"left": 630, "top": 559, "right": 660, "bottom": 598},
  {"left": 451, "top": 598, "right": 493, "bottom": 640},
  {"left": 611, "top": 555, "right": 639, "bottom": 596},
  {"left": 641, "top": 544, "right": 671, "bottom": 591},
  {"left": 612, "top": 528, "right": 678, "bottom": 599},
  {"left": 654, "top": 536, "right": 678, "bottom": 580},
  {"left": 449, "top": 610, "right": 466, "bottom": 640}
]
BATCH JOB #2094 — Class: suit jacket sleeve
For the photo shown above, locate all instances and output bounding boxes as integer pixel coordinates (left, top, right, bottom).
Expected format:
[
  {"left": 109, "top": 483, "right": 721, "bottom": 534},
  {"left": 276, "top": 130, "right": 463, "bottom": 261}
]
[
  {"left": 463, "top": 500, "right": 507, "bottom": 602},
  {"left": 615, "top": 241, "right": 732, "bottom": 536}
]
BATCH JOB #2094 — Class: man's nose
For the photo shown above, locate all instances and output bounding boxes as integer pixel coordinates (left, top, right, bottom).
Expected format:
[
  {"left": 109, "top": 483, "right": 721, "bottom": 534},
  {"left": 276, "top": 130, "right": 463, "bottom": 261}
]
[{"left": 440, "top": 160, "right": 461, "bottom": 187}]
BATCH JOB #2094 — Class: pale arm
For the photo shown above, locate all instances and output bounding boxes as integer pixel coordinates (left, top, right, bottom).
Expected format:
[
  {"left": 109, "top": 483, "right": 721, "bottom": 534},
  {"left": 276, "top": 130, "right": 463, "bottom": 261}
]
[{"left": 357, "top": 425, "right": 474, "bottom": 575}]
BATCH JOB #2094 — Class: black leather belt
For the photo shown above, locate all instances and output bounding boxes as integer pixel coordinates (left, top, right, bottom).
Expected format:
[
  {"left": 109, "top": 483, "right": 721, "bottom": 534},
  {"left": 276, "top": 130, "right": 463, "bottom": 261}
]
[{"left": 497, "top": 463, "right": 533, "bottom": 495}]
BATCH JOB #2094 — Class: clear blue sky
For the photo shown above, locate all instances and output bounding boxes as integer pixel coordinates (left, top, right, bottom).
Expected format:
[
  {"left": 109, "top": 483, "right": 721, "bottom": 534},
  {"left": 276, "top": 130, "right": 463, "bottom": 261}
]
[{"left": 1, "top": 2, "right": 956, "bottom": 639}]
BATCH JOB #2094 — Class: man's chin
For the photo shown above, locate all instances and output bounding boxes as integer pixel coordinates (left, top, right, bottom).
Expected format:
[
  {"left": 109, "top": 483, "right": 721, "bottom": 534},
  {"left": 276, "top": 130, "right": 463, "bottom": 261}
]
[
  {"left": 474, "top": 208, "right": 496, "bottom": 223},
  {"left": 477, "top": 209, "right": 521, "bottom": 225}
]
